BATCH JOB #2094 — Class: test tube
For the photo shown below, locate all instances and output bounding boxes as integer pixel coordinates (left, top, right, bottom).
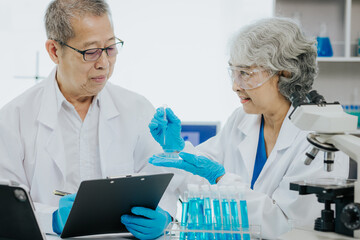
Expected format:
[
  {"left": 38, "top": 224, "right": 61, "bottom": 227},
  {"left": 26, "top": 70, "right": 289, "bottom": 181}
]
[
  {"left": 210, "top": 185, "right": 223, "bottom": 240},
  {"left": 187, "top": 184, "right": 204, "bottom": 240},
  {"left": 187, "top": 190, "right": 196, "bottom": 240},
  {"left": 237, "top": 186, "right": 250, "bottom": 240},
  {"left": 229, "top": 186, "right": 241, "bottom": 240},
  {"left": 155, "top": 105, "right": 181, "bottom": 159},
  {"left": 180, "top": 191, "right": 189, "bottom": 240},
  {"left": 201, "top": 185, "right": 213, "bottom": 240},
  {"left": 162, "top": 104, "right": 167, "bottom": 147},
  {"left": 219, "top": 186, "right": 232, "bottom": 240},
  {"left": 240, "top": 200, "right": 250, "bottom": 240}
]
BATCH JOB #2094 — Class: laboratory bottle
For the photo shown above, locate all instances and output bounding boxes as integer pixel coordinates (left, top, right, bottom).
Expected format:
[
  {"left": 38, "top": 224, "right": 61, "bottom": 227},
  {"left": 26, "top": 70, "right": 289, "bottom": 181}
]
[
  {"left": 358, "top": 32, "right": 360, "bottom": 57},
  {"left": 350, "top": 105, "right": 355, "bottom": 115},
  {"left": 355, "top": 105, "right": 360, "bottom": 128},
  {"left": 317, "top": 23, "right": 333, "bottom": 57}
]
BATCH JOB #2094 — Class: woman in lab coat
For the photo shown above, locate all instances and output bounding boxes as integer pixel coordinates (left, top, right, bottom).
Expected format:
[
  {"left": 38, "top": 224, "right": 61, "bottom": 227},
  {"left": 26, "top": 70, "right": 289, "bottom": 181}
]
[{"left": 147, "top": 17, "right": 349, "bottom": 239}]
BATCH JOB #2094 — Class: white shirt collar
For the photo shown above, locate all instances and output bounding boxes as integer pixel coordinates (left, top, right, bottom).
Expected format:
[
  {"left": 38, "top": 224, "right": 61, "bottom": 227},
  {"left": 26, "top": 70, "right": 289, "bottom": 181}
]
[
  {"left": 53, "top": 70, "right": 101, "bottom": 112},
  {"left": 37, "top": 66, "right": 117, "bottom": 129}
]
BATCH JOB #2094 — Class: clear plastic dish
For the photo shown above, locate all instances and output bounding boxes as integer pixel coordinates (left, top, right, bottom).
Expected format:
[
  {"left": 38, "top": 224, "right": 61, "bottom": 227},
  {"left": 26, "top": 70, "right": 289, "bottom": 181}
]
[{"left": 304, "top": 177, "right": 348, "bottom": 186}]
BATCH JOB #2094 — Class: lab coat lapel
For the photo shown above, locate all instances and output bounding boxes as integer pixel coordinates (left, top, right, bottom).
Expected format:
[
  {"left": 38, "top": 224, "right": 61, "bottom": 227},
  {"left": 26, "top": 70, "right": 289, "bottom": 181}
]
[
  {"left": 236, "top": 113, "right": 262, "bottom": 182},
  {"left": 273, "top": 107, "right": 299, "bottom": 151},
  {"left": 98, "top": 86, "right": 120, "bottom": 177},
  {"left": 35, "top": 69, "right": 66, "bottom": 186},
  {"left": 255, "top": 107, "right": 300, "bottom": 184}
]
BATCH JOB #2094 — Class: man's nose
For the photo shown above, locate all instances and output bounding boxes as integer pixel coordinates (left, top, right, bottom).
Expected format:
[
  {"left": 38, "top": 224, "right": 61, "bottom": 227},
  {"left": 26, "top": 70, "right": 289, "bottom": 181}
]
[{"left": 95, "top": 50, "right": 110, "bottom": 69}]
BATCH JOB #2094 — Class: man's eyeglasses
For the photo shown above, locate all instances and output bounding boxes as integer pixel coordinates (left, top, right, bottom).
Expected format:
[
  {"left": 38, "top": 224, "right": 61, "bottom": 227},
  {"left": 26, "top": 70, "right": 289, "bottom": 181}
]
[{"left": 55, "top": 38, "right": 124, "bottom": 62}]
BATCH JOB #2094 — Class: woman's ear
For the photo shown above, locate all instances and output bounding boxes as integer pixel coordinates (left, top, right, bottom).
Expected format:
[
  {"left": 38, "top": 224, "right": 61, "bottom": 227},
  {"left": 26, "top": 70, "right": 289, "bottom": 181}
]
[{"left": 280, "top": 70, "right": 292, "bottom": 78}]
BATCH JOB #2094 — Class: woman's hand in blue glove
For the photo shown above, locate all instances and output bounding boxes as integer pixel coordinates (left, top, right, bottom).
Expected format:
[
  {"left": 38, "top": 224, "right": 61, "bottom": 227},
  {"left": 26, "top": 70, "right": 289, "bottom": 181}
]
[
  {"left": 52, "top": 193, "right": 76, "bottom": 235},
  {"left": 149, "top": 152, "right": 225, "bottom": 184},
  {"left": 121, "top": 206, "right": 172, "bottom": 239},
  {"left": 148, "top": 107, "right": 185, "bottom": 152}
]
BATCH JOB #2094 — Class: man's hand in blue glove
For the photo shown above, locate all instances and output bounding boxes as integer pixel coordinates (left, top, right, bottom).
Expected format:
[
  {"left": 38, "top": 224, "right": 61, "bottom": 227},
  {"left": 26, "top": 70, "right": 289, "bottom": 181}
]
[
  {"left": 149, "top": 107, "right": 185, "bottom": 152},
  {"left": 121, "top": 206, "right": 172, "bottom": 239},
  {"left": 52, "top": 193, "right": 76, "bottom": 235},
  {"left": 149, "top": 152, "right": 225, "bottom": 184}
]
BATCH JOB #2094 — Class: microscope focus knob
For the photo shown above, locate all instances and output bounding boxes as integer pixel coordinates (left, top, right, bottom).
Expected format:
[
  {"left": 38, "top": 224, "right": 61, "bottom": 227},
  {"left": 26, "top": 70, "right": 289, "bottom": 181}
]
[{"left": 341, "top": 203, "right": 360, "bottom": 230}]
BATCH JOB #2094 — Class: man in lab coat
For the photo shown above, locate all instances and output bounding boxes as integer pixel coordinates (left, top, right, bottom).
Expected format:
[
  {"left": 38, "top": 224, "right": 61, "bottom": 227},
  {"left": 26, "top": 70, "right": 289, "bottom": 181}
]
[{"left": 0, "top": 0, "right": 180, "bottom": 238}]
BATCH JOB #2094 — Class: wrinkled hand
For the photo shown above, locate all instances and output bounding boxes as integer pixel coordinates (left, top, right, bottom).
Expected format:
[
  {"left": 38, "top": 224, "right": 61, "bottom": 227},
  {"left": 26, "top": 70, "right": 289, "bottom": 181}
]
[
  {"left": 149, "top": 152, "right": 225, "bottom": 184},
  {"left": 52, "top": 194, "right": 76, "bottom": 235},
  {"left": 121, "top": 206, "right": 172, "bottom": 239},
  {"left": 149, "top": 107, "right": 185, "bottom": 152}
]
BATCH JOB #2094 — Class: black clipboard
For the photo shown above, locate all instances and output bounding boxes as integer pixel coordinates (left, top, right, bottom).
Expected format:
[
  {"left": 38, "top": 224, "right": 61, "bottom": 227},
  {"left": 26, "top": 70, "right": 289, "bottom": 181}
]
[
  {"left": 61, "top": 173, "right": 174, "bottom": 238},
  {"left": 0, "top": 180, "right": 46, "bottom": 240}
]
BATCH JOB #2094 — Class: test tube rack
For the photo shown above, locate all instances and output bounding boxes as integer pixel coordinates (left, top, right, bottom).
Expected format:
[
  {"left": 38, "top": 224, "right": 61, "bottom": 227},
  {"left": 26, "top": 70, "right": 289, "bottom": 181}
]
[{"left": 164, "top": 222, "right": 261, "bottom": 240}]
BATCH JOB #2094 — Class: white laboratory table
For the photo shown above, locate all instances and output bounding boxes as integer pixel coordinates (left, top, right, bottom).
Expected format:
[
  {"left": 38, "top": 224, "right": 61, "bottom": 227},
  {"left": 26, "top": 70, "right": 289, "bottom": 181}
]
[
  {"left": 278, "top": 226, "right": 356, "bottom": 240},
  {"left": 45, "top": 229, "right": 357, "bottom": 240},
  {"left": 46, "top": 233, "right": 136, "bottom": 240}
]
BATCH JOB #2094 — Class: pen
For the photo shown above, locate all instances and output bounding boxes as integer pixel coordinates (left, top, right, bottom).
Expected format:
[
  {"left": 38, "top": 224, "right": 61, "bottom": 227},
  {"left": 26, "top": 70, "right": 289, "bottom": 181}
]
[{"left": 53, "top": 189, "right": 71, "bottom": 197}]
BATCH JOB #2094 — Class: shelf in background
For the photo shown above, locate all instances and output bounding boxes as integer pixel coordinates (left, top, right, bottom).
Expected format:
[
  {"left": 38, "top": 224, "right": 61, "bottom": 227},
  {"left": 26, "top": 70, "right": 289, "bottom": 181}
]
[{"left": 317, "top": 57, "right": 360, "bottom": 62}]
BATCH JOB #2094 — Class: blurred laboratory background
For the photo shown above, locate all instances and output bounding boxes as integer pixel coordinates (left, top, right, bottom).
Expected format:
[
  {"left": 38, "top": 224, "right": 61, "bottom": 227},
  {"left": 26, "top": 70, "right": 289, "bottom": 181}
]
[{"left": 0, "top": 0, "right": 359, "bottom": 127}]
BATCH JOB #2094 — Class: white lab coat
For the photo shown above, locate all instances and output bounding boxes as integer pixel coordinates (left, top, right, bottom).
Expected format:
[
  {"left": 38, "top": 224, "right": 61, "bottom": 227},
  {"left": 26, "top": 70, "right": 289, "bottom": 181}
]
[
  {"left": 184, "top": 107, "right": 349, "bottom": 239},
  {"left": 0, "top": 68, "right": 182, "bottom": 233}
]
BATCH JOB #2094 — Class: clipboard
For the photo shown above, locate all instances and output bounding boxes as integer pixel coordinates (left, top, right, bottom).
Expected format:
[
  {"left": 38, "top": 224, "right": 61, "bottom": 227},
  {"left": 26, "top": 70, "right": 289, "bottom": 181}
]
[
  {"left": 0, "top": 180, "right": 46, "bottom": 240},
  {"left": 61, "top": 173, "right": 174, "bottom": 238}
]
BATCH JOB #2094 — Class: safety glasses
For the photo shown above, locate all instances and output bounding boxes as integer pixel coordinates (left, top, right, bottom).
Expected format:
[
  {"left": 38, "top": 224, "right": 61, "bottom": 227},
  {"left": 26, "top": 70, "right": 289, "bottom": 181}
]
[{"left": 228, "top": 66, "right": 276, "bottom": 90}]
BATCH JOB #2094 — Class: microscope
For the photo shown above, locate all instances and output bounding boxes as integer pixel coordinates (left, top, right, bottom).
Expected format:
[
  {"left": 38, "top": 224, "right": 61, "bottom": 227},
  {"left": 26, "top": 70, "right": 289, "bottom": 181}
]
[{"left": 288, "top": 90, "right": 360, "bottom": 238}]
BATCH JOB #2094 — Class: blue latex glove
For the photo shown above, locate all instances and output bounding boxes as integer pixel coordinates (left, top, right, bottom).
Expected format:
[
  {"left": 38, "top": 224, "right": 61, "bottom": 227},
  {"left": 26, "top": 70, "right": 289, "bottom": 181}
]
[
  {"left": 149, "top": 152, "right": 225, "bottom": 184},
  {"left": 149, "top": 107, "right": 185, "bottom": 152},
  {"left": 121, "top": 206, "right": 172, "bottom": 239},
  {"left": 52, "top": 194, "right": 76, "bottom": 235}
]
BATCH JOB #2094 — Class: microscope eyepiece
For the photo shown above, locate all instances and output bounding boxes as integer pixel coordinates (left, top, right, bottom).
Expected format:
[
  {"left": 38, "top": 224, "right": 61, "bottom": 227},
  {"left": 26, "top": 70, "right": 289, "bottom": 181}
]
[
  {"left": 289, "top": 91, "right": 308, "bottom": 108},
  {"left": 307, "top": 90, "right": 326, "bottom": 105}
]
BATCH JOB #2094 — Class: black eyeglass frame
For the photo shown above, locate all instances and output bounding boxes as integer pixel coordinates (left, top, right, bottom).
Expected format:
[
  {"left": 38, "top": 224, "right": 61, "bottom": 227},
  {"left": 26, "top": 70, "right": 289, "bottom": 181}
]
[{"left": 54, "top": 37, "right": 124, "bottom": 61}]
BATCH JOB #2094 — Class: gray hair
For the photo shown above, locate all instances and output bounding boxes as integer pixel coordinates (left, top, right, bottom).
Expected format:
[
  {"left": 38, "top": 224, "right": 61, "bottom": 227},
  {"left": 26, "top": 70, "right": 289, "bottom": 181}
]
[
  {"left": 45, "top": 0, "right": 112, "bottom": 43},
  {"left": 229, "top": 17, "right": 318, "bottom": 100}
]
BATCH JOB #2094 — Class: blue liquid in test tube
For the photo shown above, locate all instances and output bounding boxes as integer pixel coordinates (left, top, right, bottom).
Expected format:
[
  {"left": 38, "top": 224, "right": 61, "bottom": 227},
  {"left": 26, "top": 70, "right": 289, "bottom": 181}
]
[
  {"left": 204, "top": 198, "right": 212, "bottom": 225},
  {"left": 222, "top": 199, "right": 232, "bottom": 240},
  {"left": 213, "top": 198, "right": 223, "bottom": 240},
  {"left": 201, "top": 185, "right": 213, "bottom": 240},
  {"left": 187, "top": 184, "right": 205, "bottom": 240},
  {"left": 188, "top": 197, "right": 198, "bottom": 240},
  {"left": 198, "top": 196, "right": 205, "bottom": 240},
  {"left": 240, "top": 200, "right": 250, "bottom": 240},
  {"left": 196, "top": 196, "right": 205, "bottom": 240},
  {"left": 180, "top": 191, "right": 189, "bottom": 240},
  {"left": 198, "top": 195, "right": 204, "bottom": 227},
  {"left": 230, "top": 200, "right": 241, "bottom": 240},
  {"left": 204, "top": 197, "right": 213, "bottom": 240}
]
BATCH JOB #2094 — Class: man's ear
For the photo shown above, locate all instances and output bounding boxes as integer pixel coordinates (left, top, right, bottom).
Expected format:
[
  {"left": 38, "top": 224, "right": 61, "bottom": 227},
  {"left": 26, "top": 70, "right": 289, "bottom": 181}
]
[{"left": 45, "top": 39, "right": 61, "bottom": 64}]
